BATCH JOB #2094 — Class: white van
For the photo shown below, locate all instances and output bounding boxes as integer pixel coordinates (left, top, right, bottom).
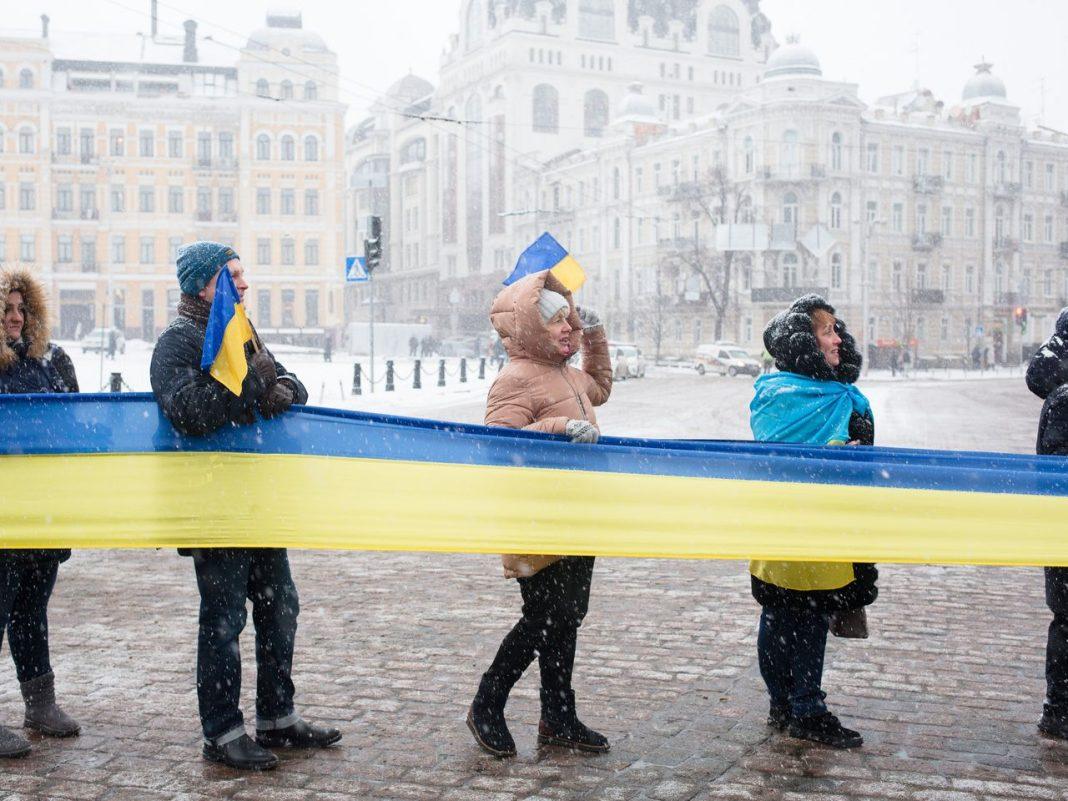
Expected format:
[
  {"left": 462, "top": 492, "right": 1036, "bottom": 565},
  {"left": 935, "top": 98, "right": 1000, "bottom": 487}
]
[
  {"left": 693, "top": 342, "right": 760, "bottom": 377},
  {"left": 608, "top": 342, "right": 646, "bottom": 380}
]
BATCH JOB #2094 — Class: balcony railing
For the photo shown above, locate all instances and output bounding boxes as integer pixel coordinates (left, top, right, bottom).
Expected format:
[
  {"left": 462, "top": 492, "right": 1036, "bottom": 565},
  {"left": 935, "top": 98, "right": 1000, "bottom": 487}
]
[
  {"left": 657, "top": 236, "right": 698, "bottom": 252},
  {"left": 911, "top": 232, "right": 943, "bottom": 251},
  {"left": 993, "top": 235, "right": 1019, "bottom": 253},
  {"left": 194, "top": 156, "right": 238, "bottom": 170},
  {"left": 992, "top": 182, "right": 1021, "bottom": 199},
  {"left": 913, "top": 174, "right": 944, "bottom": 194},
  {"left": 51, "top": 208, "right": 75, "bottom": 220},
  {"left": 79, "top": 208, "right": 99, "bottom": 220},
  {"left": 752, "top": 286, "right": 829, "bottom": 303},
  {"left": 911, "top": 288, "right": 945, "bottom": 304},
  {"left": 761, "top": 165, "right": 815, "bottom": 182}
]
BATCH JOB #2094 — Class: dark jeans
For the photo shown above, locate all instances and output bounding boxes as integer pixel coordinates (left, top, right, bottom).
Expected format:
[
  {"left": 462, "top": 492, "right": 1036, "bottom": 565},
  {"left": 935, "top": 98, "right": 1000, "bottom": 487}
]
[
  {"left": 192, "top": 548, "right": 300, "bottom": 742},
  {"left": 757, "top": 605, "right": 829, "bottom": 720},
  {"left": 1046, "top": 567, "right": 1068, "bottom": 716},
  {"left": 484, "top": 556, "right": 595, "bottom": 709},
  {"left": 0, "top": 558, "right": 59, "bottom": 683}
]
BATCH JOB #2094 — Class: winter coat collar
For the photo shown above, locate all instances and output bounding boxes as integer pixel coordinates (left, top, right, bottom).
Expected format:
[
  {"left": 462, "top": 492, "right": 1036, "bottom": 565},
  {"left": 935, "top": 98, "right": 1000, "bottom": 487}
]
[
  {"left": 488, "top": 271, "right": 582, "bottom": 366},
  {"left": 0, "top": 268, "right": 50, "bottom": 372},
  {"left": 177, "top": 293, "right": 211, "bottom": 326}
]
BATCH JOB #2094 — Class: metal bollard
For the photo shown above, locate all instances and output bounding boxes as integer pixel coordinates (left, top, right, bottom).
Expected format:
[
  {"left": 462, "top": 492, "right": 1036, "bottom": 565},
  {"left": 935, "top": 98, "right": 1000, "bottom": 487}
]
[
  {"left": 478, "top": 357, "right": 486, "bottom": 380},
  {"left": 352, "top": 363, "right": 362, "bottom": 396},
  {"left": 460, "top": 358, "right": 467, "bottom": 383},
  {"left": 438, "top": 359, "right": 446, "bottom": 387},
  {"left": 413, "top": 359, "right": 422, "bottom": 389},
  {"left": 109, "top": 372, "right": 123, "bottom": 392},
  {"left": 385, "top": 360, "right": 395, "bottom": 392}
]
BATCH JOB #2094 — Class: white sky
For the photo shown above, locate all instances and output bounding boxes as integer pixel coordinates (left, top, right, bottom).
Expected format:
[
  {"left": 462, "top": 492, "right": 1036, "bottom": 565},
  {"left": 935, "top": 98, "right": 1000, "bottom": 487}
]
[{"left": 3, "top": 0, "right": 1067, "bottom": 131}]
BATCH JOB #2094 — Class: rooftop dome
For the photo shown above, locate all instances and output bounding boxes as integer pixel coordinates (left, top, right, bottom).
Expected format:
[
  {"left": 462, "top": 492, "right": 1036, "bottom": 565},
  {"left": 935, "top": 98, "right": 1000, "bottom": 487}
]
[
  {"left": 247, "top": 13, "right": 328, "bottom": 53},
  {"left": 764, "top": 36, "right": 822, "bottom": 80},
  {"left": 615, "top": 82, "right": 658, "bottom": 123},
  {"left": 385, "top": 73, "right": 434, "bottom": 104},
  {"left": 963, "top": 60, "right": 1007, "bottom": 102}
]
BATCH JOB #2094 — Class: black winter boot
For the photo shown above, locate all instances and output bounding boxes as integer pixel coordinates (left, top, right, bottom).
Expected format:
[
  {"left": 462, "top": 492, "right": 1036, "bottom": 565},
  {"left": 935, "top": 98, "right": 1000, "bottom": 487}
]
[
  {"left": 1039, "top": 704, "right": 1068, "bottom": 740},
  {"left": 0, "top": 724, "right": 30, "bottom": 758},
  {"left": 466, "top": 673, "right": 516, "bottom": 757},
  {"left": 767, "top": 703, "right": 791, "bottom": 731},
  {"left": 256, "top": 718, "right": 341, "bottom": 749},
  {"left": 203, "top": 733, "right": 278, "bottom": 770},
  {"left": 21, "top": 672, "right": 80, "bottom": 737},
  {"left": 788, "top": 711, "right": 863, "bottom": 749},
  {"left": 538, "top": 688, "right": 610, "bottom": 753}
]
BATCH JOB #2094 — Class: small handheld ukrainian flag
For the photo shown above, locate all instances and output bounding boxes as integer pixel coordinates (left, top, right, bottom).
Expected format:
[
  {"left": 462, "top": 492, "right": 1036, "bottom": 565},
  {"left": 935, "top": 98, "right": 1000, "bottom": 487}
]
[
  {"left": 503, "top": 232, "right": 586, "bottom": 292},
  {"left": 200, "top": 268, "right": 254, "bottom": 395}
]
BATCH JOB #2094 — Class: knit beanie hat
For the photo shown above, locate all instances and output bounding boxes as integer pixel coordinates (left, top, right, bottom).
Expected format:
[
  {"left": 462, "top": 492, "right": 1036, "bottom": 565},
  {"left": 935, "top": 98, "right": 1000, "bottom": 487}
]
[
  {"left": 176, "top": 241, "right": 240, "bottom": 295},
  {"left": 537, "top": 289, "right": 569, "bottom": 323}
]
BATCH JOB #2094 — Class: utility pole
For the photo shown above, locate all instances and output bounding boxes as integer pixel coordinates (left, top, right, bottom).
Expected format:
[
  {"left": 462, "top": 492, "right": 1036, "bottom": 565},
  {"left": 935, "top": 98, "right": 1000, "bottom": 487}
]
[{"left": 364, "top": 215, "right": 382, "bottom": 393}]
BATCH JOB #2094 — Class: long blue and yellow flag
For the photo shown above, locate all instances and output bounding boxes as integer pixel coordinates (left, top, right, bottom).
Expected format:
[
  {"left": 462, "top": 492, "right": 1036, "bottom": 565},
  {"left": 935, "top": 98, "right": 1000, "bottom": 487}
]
[
  {"left": 2, "top": 394, "right": 1068, "bottom": 566},
  {"left": 200, "top": 268, "right": 253, "bottom": 395},
  {"left": 504, "top": 232, "right": 585, "bottom": 292}
]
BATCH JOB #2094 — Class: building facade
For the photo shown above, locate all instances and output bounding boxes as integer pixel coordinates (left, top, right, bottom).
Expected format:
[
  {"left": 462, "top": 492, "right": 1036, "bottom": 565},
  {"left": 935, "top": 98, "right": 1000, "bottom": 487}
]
[{"left": 0, "top": 11, "right": 345, "bottom": 345}]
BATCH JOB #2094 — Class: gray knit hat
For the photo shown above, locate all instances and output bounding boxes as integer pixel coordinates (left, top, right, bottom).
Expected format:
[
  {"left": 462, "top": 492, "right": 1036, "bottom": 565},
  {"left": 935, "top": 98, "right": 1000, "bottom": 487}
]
[
  {"left": 537, "top": 289, "right": 569, "bottom": 323},
  {"left": 176, "top": 241, "right": 240, "bottom": 295}
]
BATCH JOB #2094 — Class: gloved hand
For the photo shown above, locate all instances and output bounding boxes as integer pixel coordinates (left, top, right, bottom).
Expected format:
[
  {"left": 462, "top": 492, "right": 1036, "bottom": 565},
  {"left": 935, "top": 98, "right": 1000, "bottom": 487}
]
[
  {"left": 258, "top": 381, "right": 295, "bottom": 419},
  {"left": 249, "top": 349, "right": 278, "bottom": 387},
  {"left": 576, "top": 306, "right": 602, "bottom": 331},
  {"left": 565, "top": 419, "right": 599, "bottom": 443}
]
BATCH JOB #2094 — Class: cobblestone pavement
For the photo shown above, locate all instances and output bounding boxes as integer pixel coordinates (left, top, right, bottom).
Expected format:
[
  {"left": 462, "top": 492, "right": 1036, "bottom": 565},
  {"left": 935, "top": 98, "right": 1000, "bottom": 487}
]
[{"left": 2, "top": 377, "right": 1065, "bottom": 800}]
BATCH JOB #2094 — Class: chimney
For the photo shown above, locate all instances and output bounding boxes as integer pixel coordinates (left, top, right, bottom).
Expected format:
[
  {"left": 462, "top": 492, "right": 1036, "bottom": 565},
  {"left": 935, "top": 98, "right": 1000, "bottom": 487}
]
[
  {"left": 151, "top": 0, "right": 158, "bottom": 38},
  {"left": 40, "top": 14, "right": 49, "bottom": 39},
  {"left": 183, "top": 19, "right": 198, "bottom": 63}
]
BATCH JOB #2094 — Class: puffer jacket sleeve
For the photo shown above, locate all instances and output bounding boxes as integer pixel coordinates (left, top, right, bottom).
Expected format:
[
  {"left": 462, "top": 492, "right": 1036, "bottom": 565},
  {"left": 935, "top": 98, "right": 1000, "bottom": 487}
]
[
  {"left": 1039, "top": 385, "right": 1068, "bottom": 456},
  {"left": 579, "top": 326, "right": 612, "bottom": 407},
  {"left": 484, "top": 372, "right": 568, "bottom": 434},
  {"left": 150, "top": 322, "right": 267, "bottom": 436},
  {"left": 1027, "top": 330, "right": 1068, "bottom": 400},
  {"left": 271, "top": 354, "right": 309, "bottom": 405}
]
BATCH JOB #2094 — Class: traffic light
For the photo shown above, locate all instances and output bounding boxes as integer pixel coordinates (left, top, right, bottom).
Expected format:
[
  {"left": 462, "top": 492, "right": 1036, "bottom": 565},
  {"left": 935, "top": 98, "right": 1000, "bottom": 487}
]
[
  {"left": 1014, "top": 306, "right": 1028, "bottom": 332},
  {"left": 364, "top": 215, "right": 382, "bottom": 274}
]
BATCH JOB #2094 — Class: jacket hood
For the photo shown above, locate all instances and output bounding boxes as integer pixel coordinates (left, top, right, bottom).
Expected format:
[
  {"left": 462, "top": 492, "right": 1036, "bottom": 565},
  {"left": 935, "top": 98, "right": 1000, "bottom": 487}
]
[
  {"left": 762, "top": 293, "right": 862, "bottom": 383},
  {"left": 1026, "top": 306, "right": 1068, "bottom": 399},
  {"left": 489, "top": 271, "right": 582, "bottom": 364},
  {"left": 0, "top": 267, "right": 50, "bottom": 371}
]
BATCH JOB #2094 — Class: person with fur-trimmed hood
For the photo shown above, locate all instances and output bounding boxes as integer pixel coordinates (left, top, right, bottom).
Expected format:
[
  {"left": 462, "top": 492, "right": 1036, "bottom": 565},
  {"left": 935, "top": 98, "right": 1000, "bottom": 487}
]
[
  {"left": 466, "top": 270, "right": 612, "bottom": 758},
  {"left": 748, "top": 294, "right": 877, "bottom": 749},
  {"left": 0, "top": 268, "right": 81, "bottom": 758},
  {"left": 1025, "top": 308, "right": 1068, "bottom": 741}
]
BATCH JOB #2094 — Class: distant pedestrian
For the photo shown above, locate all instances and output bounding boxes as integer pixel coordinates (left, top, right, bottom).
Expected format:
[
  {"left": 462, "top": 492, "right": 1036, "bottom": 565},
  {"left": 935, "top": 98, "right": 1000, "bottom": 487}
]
[
  {"left": 420, "top": 335, "right": 432, "bottom": 358},
  {"left": 971, "top": 345, "right": 981, "bottom": 371},
  {"left": 466, "top": 272, "right": 612, "bottom": 758},
  {"left": 409, "top": 335, "right": 418, "bottom": 357},
  {"left": 106, "top": 329, "right": 117, "bottom": 359},
  {"left": 0, "top": 268, "right": 82, "bottom": 759},
  {"left": 889, "top": 350, "right": 899, "bottom": 377},
  {"left": 323, "top": 333, "right": 333, "bottom": 363},
  {"left": 749, "top": 294, "right": 878, "bottom": 750},
  {"left": 1025, "top": 308, "right": 1068, "bottom": 742}
]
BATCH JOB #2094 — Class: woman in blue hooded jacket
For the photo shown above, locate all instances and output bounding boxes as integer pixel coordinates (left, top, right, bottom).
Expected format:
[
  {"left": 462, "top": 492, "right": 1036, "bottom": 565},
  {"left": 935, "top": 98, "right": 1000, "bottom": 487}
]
[{"left": 748, "top": 294, "right": 877, "bottom": 749}]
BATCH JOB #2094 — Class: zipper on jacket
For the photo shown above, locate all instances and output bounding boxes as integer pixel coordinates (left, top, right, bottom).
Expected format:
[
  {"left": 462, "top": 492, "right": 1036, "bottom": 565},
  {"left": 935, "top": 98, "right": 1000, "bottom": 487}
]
[{"left": 559, "top": 365, "right": 588, "bottom": 419}]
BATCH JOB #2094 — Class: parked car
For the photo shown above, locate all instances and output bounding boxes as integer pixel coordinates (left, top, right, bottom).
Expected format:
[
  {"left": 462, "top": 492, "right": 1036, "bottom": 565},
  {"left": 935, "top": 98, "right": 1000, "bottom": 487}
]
[
  {"left": 694, "top": 342, "right": 760, "bottom": 377},
  {"left": 608, "top": 342, "right": 646, "bottom": 380},
  {"left": 81, "top": 327, "right": 126, "bottom": 354},
  {"left": 436, "top": 337, "right": 480, "bottom": 358}
]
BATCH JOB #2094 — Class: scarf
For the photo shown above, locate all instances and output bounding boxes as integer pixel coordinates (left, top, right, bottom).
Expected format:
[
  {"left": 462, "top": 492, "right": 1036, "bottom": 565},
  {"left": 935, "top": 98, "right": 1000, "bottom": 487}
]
[{"left": 750, "top": 371, "right": 871, "bottom": 446}]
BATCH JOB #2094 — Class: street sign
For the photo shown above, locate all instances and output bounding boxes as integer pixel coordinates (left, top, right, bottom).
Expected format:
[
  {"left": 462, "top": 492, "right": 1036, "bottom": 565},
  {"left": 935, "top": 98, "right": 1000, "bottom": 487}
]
[
  {"left": 975, "top": 325, "right": 984, "bottom": 337},
  {"left": 345, "top": 256, "right": 368, "bottom": 283}
]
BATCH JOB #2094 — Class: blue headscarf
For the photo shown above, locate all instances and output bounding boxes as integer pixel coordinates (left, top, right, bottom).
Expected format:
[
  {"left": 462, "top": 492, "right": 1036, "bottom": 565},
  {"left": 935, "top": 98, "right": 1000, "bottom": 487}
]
[{"left": 750, "top": 371, "right": 872, "bottom": 445}]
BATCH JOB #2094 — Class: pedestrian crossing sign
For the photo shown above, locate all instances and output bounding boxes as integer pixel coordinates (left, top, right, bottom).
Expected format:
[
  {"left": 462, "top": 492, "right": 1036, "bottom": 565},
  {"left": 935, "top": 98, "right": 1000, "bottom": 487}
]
[{"left": 345, "top": 256, "right": 369, "bottom": 283}]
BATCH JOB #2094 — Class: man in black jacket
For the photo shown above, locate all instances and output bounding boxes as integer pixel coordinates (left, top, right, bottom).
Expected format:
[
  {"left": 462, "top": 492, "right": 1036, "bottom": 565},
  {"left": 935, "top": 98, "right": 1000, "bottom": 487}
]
[
  {"left": 1026, "top": 308, "right": 1068, "bottom": 741},
  {"left": 150, "top": 241, "right": 341, "bottom": 770}
]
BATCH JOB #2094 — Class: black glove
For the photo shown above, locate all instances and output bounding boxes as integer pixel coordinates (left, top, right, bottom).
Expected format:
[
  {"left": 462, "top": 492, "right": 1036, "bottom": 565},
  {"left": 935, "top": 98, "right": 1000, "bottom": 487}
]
[
  {"left": 249, "top": 349, "right": 278, "bottom": 388},
  {"left": 258, "top": 381, "right": 295, "bottom": 419}
]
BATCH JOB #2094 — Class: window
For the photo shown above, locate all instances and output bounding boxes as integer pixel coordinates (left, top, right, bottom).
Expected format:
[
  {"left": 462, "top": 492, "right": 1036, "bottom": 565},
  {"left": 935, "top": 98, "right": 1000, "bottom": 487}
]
[
  {"left": 56, "top": 184, "right": 73, "bottom": 212},
  {"left": 110, "top": 129, "right": 125, "bottom": 156},
  {"left": 110, "top": 235, "right": 125, "bottom": 264},
  {"left": 532, "top": 84, "right": 559, "bottom": 134},
  {"left": 941, "top": 205, "right": 952, "bottom": 237},
  {"left": 866, "top": 200, "right": 878, "bottom": 224},
  {"left": 218, "top": 188, "right": 234, "bottom": 215},
  {"left": 892, "top": 202, "right": 903, "bottom": 232},
  {"left": 579, "top": 0, "right": 614, "bottom": 41},
  {"left": 138, "top": 186, "right": 154, "bottom": 213},
  {"left": 280, "top": 189, "right": 295, "bottom": 215},
  {"left": 1025, "top": 160, "right": 1035, "bottom": 188},
  {"left": 892, "top": 145, "right": 904, "bottom": 176},
  {"left": 995, "top": 150, "right": 1007, "bottom": 183},
  {"left": 943, "top": 150, "right": 952, "bottom": 180},
  {"left": 1047, "top": 163, "right": 1057, "bottom": 192},
  {"left": 56, "top": 128, "right": 71, "bottom": 155},
  {"left": 219, "top": 132, "right": 234, "bottom": 159},
  {"left": 20, "top": 235, "right": 35, "bottom": 262},
  {"left": 304, "top": 238, "right": 319, "bottom": 265},
  {"left": 916, "top": 203, "right": 927, "bottom": 234},
  {"left": 995, "top": 204, "right": 1006, "bottom": 239},
  {"left": 18, "top": 183, "right": 34, "bottom": 211},
  {"left": 782, "top": 253, "right": 798, "bottom": 287},
  {"left": 831, "top": 253, "right": 843, "bottom": 289},
  {"left": 830, "top": 132, "right": 843, "bottom": 172},
  {"left": 965, "top": 206, "right": 975, "bottom": 237},
  {"left": 942, "top": 263, "right": 952, "bottom": 292},
  {"left": 281, "top": 238, "right": 295, "bottom": 265},
  {"left": 305, "top": 189, "right": 319, "bottom": 216},
  {"left": 1046, "top": 269, "right": 1054, "bottom": 297},
  {"left": 255, "top": 78, "right": 269, "bottom": 97},
  {"left": 917, "top": 147, "right": 929, "bottom": 176},
  {"left": 303, "top": 81, "right": 317, "bottom": 100},
  {"left": 829, "top": 192, "right": 842, "bottom": 229},
  {"left": 18, "top": 127, "right": 34, "bottom": 154},
  {"left": 257, "top": 238, "right": 271, "bottom": 264},
  {"left": 140, "top": 236, "right": 155, "bottom": 264},
  {"left": 19, "top": 68, "right": 33, "bottom": 89},
  {"left": 281, "top": 135, "right": 295, "bottom": 161},
  {"left": 280, "top": 80, "right": 293, "bottom": 100},
  {"left": 80, "top": 186, "right": 96, "bottom": 216},
  {"left": 197, "top": 186, "right": 211, "bottom": 215},
  {"left": 304, "top": 135, "right": 319, "bottom": 161},
  {"left": 57, "top": 235, "right": 73, "bottom": 262},
  {"left": 196, "top": 131, "right": 212, "bottom": 164},
  {"left": 743, "top": 135, "right": 754, "bottom": 174},
  {"left": 965, "top": 264, "right": 975, "bottom": 294},
  {"left": 892, "top": 260, "right": 902, "bottom": 291},
  {"left": 256, "top": 134, "right": 270, "bottom": 160},
  {"left": 256, "top": 187, "right": 271, "bottom": 214},
  {"left": 1024, "top": 212, "right": 1034, "bottom": 241},
  {"left": 866, "top": 142, "right": 879, "bottom": 174},
  {"left": 258, "top": 290, "right": 272, "bottom": 325},
  {"left": 168, "top": 186, "right": 183, "bottom": 214},
  {"left": 111, "top": 185, "right": 124, "bottom": 213},
  {"left": 708, "top": 5, "right": 740, "bottom": 57},
  {"left": 139, "top": 130, "right": 154, "bottom": 157},
  {"left": 167, "top": 131, "right": 182, "bottom": 158},
  {"left": 782, "top": 192, "right": 798, "bottom": 225},
  {"left": 305, "top": 289, "right": 319, "bottom": 327},
  {"left": 583, "top": 89, "right": 609, "bottom": 138},
  {"left": 782, "top": 129, "right": 799, "bottom": 177},
  {"left": 1045, "top": 213, "right": 1055, "bottom": 243}
]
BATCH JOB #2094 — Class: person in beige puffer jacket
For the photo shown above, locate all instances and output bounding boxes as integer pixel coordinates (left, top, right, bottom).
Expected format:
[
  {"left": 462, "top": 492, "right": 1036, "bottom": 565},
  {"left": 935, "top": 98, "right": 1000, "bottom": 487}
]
[{"left": 466, "top": 270, "right": 612, "bottom": 759}]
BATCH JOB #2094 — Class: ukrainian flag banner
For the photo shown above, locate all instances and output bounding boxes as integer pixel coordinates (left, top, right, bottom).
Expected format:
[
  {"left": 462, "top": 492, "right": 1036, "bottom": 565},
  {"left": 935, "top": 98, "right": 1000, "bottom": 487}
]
[
  {"left": 504, "top": 232, "right": 586, "bottom": 292},
  {"left": 200, "top": 268, "right": 253, "bottom": 395},
  {"left": 3, "top": 394, "right": 1068, "bottom": 566}
]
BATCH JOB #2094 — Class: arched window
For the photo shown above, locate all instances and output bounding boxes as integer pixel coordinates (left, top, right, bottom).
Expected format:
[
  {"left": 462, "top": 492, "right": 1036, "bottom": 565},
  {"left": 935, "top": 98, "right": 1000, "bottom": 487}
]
[
  {"left": 995, "top": 262, "right": 1005, "bottom": 294},
  {"left": 831, "top": 253, "right": 843, "bottom": 289},
  {"left": 304, "top": 135, "right": 319, "bottom": 161},
  {"left": 399, "top": 137, "right": 427, "bottom": 164},
  {"left": 281, "top": 135, "right": 295, "bottom": 161},
  {"left": 583, "top": 89, "right": 609, "bottom": 138},
  {"left": 466, "top": 0, "right": 483, "bottom": 50},
  {"left": 256, "top": 133, "right": 270, "bottom": 160},
  {"left": 280, "top": 80, "right": 293, "bottom": 99},
  {"left": 708, "top": 5, "right": 740, "bottom": 57},
  {"left": 782, "top": 191, "right": 798, "bottom": 225},
  {"left": 579, "top": 0, "right": 615, "bottom": 41},
  {"left": 781, "top": 129, "right": 799, "bottom": 177},
  {"left": 18, "top": 126, "right": 34, "bottom": 154},
  {"left": 18, "top": 68, "right": 33, "bottom": 89},
  {"left": 830, "top": 191, "right": 842, "bottom": 229},
  {"left": 995, "top": 204, "right": 1005, "bottom": 239},
  {"left": 782, "top": 253, "right": 799, "bottom": 287},
  {"left": 304, "top": 81, "right": 317, "bottom": 100},
  {"left": 830, "top": 132, "right": 843, "bottom": 171},
  {"left": 743, "top": 135, "right": 754, "bottom": 174},
  {"left": 255, "top": 78, "right": 269, "bottom": 97},
  {"left": 532, "top": 84, "right": 559, "bottom": 134}
]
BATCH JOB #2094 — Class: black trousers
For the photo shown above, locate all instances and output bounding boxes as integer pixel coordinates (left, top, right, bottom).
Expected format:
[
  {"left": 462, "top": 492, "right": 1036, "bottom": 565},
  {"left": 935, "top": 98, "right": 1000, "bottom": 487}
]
[
  {"left": 1046, "top": 567, "right": 1068, "bottom": 715},
  {"left": 0, "top": 557, "right": 59, "bottom": 683},
  {"left": 192, "top": 549, "right": 300, "bottom": 742},
  {"left": 484, "top": 556, "right": 595, "bottom": 706}
]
